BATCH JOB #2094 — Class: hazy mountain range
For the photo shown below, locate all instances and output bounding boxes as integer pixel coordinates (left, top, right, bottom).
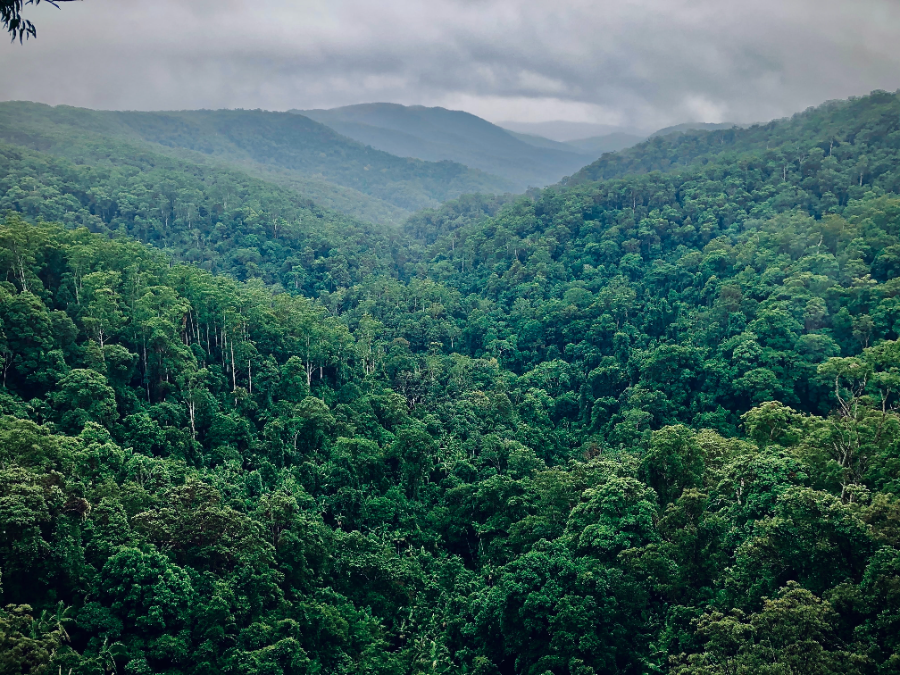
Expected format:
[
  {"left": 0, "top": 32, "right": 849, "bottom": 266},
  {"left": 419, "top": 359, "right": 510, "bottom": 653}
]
[
  {"left": 3, "top": 86, "right": 900, "bottom": 675},
  {"left": 0, "top": 102, "right": 512, "bottom": 224},
  {"left": 496, "top": 119, "right": 640, "bottom": 141},
  {"left": 295, "top": 103, "right": 595, "bottom": 191},
  {"left": 0, "top": 99, "right": 737, "bottom": 225},
  {"left": 297, "top": 105, "right": 737, "bottom": 190}
]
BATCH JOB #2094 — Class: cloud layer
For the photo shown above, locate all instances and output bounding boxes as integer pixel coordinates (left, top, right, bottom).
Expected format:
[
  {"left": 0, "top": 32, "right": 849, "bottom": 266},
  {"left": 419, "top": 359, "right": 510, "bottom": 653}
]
[{"left": 3, "top": 0, "right": 900, "bottom": 128}]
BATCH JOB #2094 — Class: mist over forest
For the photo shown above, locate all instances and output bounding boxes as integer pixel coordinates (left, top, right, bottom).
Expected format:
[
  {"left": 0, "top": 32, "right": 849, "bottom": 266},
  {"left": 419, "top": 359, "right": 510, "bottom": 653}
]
[{"left": 1, "top": 2, "right": 900, "bottom": 675}]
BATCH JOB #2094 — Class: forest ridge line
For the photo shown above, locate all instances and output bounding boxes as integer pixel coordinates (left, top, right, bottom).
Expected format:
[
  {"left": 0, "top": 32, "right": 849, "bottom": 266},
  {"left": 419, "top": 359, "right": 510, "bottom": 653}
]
[{"left": 0, "top": 89, "right": 898, "bottom": 674}]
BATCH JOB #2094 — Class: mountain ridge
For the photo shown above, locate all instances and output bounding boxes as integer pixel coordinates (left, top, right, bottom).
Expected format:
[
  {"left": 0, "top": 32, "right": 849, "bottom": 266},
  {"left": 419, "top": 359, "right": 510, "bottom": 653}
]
[
  {"left": 0, "top": 101, "right": 511, "bottom": 223},
  {"left": 293, "top": 102, "right": 595, "bottom": 190},
  {"left": 564, "top": 90, "right": 900, "bottom": 186},
  {"left": 2, "top": 88, "right": 900, "bottom": 675},
  {"left": 497, "top": 119, "right": 641, "bottom": 141}
]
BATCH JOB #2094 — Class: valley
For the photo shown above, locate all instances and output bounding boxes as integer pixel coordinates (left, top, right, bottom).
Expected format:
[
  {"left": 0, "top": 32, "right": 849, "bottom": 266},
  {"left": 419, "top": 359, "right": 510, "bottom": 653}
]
[{"left": 0, "top": 88, "right": 899, "bottom": 675}]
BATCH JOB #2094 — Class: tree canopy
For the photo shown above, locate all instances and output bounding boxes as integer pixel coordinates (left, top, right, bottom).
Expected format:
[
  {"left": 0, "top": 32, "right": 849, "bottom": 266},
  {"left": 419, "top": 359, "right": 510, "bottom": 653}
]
[{"left": 0, "top": 89, "right": 898, "bottom": 674}]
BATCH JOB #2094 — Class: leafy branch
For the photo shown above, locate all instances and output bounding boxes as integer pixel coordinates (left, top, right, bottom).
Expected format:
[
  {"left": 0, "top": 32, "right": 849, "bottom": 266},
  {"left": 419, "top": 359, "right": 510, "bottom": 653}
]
[{"left": 2, "top": 0, "right": 79, "bottom": 42}]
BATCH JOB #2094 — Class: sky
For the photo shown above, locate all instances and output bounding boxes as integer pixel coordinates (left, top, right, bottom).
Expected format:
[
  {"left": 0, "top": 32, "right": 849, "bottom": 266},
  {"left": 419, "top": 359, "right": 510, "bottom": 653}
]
[{"left": 2, "top": 0, "right": 900, "bottom": 131}]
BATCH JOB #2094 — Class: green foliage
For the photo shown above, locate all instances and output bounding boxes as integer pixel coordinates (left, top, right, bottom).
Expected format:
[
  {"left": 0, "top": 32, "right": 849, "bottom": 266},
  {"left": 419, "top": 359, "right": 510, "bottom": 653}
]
[
  {"left": 299, "top": 102, "right": 591, "bottom": 192},
  {"left": 640, "top": 425, "right": 705, "bottom": 506},
  {"left": 566, "top": 90, "right": 900, "bottom": 190},
  {"left": 0, "top": 603, "right": 71, "bottom": 675},
  {"left": 672, "top": 583, "right": 868, "bottom": 675},
  {"left": 0, "top": 90, "right": 897, "bottom": 674},
  {"left": 0, "top": 140, "right": 401, "bottom": 295},
  {"left": 0, "top": 101, "right": 510, "bottom": 221}
]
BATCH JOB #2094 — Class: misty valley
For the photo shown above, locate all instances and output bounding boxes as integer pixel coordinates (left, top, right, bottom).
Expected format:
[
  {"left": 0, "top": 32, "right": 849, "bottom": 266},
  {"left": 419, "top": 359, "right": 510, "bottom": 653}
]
[{"left": 1, "top": 12, "right": 900, "bottom": 673}]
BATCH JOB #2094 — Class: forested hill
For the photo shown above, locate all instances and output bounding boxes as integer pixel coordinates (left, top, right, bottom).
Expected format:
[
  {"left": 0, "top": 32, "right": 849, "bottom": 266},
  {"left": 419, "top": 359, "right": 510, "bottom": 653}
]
[
  {"left": 297, "top": 103, "right": 593, "bottom": 190},
  {"left": 396, "top": 92, "right": 900, "bottom": 425},
  {"left": 0, "top": 90, "right": 899, "bottom": 675},
  {"left": 0, "top": 102, "right": 511, "bottom": 221},
  {"left": 565, "top": 90, "right": 900, "bottom": 186},
  {"left": 0, "top": 138, "right": 407, "bottom": 295}
]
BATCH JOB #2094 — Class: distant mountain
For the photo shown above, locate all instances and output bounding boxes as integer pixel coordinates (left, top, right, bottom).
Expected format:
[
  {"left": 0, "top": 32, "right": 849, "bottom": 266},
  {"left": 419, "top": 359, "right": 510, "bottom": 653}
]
[
  {"left": 564, "top": 94, "right": 893, "bottom": 186},
  {"left": 498, "top": 120, "right": 637, "bottom": 142},
  {"left": 504, "top": 130, "right": 581, "bottom": 152},
  {"left": 649, "top": 122, "right": 738, "bottom": 138},
  {"left": 0, "top": 102, "right": 511, "bottom": 222},
  {"left": 5, "top": 89, "right": 900, "bottom": 675},
  {"left": 295, "top": 103, "right": 594, "bottom": 190},
  {"left": 505, "top": 125, "right": 737, "bottom": 158},
  {"left": 564, "top": 132, "right": 647, "bottom": 155}
]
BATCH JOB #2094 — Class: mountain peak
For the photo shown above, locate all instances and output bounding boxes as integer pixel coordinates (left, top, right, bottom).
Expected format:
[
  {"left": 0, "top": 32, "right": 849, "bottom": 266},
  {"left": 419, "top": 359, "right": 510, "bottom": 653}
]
[{"left": 295, "top": 103, "right": 596, "bottom": 190}]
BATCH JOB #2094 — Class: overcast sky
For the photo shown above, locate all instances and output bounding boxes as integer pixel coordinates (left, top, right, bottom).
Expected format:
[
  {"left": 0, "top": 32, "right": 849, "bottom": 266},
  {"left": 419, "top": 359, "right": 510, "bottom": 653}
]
[{"left": 2, "top": 0, "right": 899, "bottom": 130}]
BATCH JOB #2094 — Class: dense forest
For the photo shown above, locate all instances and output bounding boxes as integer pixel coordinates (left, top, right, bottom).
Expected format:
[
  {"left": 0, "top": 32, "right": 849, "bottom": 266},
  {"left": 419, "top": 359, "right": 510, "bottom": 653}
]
[
  {"left": 566, "top": 91, "right": 900, "bottom": 188},
  {"left": 0, "top": 90, "right": 899, "bottom": 675},
  {"left": 0, "top": 140, "right": 404, "bottom": 296},
  {"left": 296, "top": 103, "right": 593, "bottom": 189},
  {"left": 0, "top": 102, "right": 512, "bottom": 223}
]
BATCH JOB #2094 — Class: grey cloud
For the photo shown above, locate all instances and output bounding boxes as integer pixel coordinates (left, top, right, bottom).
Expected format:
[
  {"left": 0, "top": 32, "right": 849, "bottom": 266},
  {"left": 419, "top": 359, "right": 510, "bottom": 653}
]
[{"left": 2, "top": 0, "right": 899, "bottom": 128}]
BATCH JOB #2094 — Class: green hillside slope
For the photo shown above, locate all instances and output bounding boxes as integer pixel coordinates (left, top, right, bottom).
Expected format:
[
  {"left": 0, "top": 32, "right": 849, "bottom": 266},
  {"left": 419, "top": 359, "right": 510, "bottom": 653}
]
[
  {"left": 0, "top": 102, "right": 511, "bottom": 220},
  {"left": 297, "top": 103, "right": 593, "bottom": 189},
  {"left": 648, "top": 121, "right": 738, "bottom": 138},
  {"left": 563, "top": 131, "right": 647, "bottom": 155},
  {"left": 499, "top": 119, "right": 629, "bottom": 141},
  {"left": 504, "top": 130, "right": 580, "bottom": 152},
  {"left": 0, "top": 139, "right": 404, "bottom": 295},
  {"left": 0, "top": 90, "right": 899, "bottom": 675},
  {"left": 566, "top": 90, "right": 900, "bottom": 185}
]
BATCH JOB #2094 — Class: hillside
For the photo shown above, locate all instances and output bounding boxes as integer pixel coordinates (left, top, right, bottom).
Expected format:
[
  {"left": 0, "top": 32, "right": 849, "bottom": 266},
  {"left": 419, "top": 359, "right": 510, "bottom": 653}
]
[
  {"left": 648, "top": 121, "right": 738, "bottom": 138},
  {"left": 565, "top": 91, "right": 900, "bottom": 185},
  {"left": 498, "top": 119, "right": 632, "bottom": 141},
  {"left": 297, "top": 103, "right": 593, "bottom": 190},
  {"left": 0, "top": 138, "right": 406, "bottom": 295},
  {"left": 563, "top": 131, "right": 647, "bottom": 155},
  {"left": 503, "top": 123, "right": 739, "bottom": 158},
  {"left": 1, "top": 90, "right": 900, "bottom": 675},
  {"left": 499, "top": 129, "right": 580, "bottom": 152},
  {"left": 0, "top": 102, "right": 511, "bottom": 222}
]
